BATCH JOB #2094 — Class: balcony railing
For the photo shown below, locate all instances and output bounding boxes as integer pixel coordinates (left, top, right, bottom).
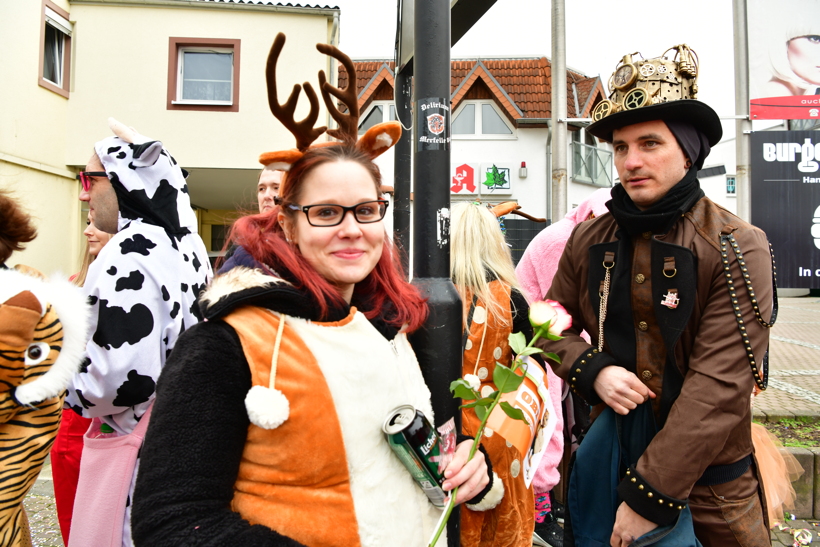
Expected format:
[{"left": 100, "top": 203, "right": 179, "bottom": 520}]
[{"left": 571, "top": 141, "right": 613, "bottom": 188}]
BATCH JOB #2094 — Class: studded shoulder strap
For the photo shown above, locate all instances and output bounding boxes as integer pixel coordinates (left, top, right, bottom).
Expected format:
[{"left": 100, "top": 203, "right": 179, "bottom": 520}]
[{"left": 719, "top": 232, "right": 778, "bottom": 390}]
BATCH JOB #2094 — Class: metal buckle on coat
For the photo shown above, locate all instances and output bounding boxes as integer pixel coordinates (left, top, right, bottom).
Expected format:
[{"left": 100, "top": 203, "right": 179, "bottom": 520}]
[{"left": 663, "top": 257, "right": 676, "bottom": 278}]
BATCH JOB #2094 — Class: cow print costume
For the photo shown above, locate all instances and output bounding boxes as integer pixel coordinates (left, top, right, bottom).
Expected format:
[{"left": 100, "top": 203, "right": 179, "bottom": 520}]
[{"left": 67, "top": 131, "right": 212, "bottom": 436}]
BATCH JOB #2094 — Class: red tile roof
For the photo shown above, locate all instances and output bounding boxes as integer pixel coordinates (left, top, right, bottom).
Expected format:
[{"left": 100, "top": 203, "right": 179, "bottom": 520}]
[
  {"left": 192, "top": 0, "right": 339, "bottom": 8},
  {"left": 338, "top": 57, "right": 606, "bottom": 125}
]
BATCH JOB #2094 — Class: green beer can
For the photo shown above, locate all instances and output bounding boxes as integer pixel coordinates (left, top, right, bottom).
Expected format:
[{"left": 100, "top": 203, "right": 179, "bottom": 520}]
[{"left": 383, "top": 404, "right": 447, "bottom": 507}]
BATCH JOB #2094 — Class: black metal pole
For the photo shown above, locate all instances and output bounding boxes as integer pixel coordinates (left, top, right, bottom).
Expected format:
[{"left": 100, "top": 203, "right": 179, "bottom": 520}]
[
  {"left": 393, "top": 62, "right": 412, "bottom": 276},
  {"left": 409, "top": 0, "right": 462, "bottom": 544}
]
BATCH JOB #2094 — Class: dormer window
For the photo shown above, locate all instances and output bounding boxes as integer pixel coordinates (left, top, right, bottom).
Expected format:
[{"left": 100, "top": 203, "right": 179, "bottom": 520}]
[
  {"left": 358, "top": 101, "right": 397, "bottom": 135},
  {"left": 451, "top": 101, "right": 514, "bottom": 137}
]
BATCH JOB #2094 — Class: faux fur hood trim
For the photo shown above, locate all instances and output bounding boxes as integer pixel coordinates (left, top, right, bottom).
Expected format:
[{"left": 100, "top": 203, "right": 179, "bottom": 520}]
[
  {"left": 200, "top": 266, "right": 352, "bottom": 324},
  {"left": 199, "top": 267, "right": 289, "bottom": 313},
  {"left": 0, "top": 270, "right": 90, "bottom": 406}
]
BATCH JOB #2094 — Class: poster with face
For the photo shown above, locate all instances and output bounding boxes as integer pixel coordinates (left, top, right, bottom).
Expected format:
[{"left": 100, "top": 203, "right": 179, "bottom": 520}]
[
  {"left": 748, "top": 0, "right": 820, "bottom": 120},
  {"left": 751, "top": 131, "right": 820, "bottom": 288}
]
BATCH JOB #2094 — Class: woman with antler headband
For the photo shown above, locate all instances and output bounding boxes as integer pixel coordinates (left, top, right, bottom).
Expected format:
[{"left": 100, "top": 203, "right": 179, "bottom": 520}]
[{"left": 131, "top": 35, "right": 492, "bottom": 547}]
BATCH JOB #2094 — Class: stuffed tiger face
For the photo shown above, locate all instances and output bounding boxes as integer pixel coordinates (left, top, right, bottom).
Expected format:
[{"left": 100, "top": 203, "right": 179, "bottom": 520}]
[
  {"left": 0, "top": 271, "right": 89, "bottom": 410},
  {"left": 0, "top": 269, "right": 89, "bottom": 547}
]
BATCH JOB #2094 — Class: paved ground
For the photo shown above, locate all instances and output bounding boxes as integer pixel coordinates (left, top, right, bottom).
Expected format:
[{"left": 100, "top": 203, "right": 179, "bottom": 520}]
[
  {"left": 772, "top": 519, "right": 818, "bottom": 547},
  {"left": 22, "top": 297, "right": 820, "bottom": 546},
  {"left": 755, "top": 297, "right": 820, "bottom": 424},
  {"left": 25, "top": 461, "right": 63, "bottom": 547}
]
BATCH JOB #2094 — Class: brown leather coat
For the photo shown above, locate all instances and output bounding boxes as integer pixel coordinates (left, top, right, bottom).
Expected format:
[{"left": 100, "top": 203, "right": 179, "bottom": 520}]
[{"left": 541, "top": 196, "right": 773, "bottom": 525}]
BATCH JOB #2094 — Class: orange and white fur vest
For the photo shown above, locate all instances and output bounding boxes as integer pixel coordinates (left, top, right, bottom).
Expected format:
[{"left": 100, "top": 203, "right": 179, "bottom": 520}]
[{"left": 222, "top": 302, "right": 446, "bottom": 547}]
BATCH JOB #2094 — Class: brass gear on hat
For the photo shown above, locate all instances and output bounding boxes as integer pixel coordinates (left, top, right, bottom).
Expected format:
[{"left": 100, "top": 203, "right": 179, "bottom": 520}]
[
  {"left": 592, "top": 100, "right": 615, "bottom": 121},
  {"left": 600, "top": 45, "right": 699, "bottom": 113},
  {"left": 586, "top": 44, "right": 722, "bottom": 146},
  {"left": 623, "top": 88, "right": 649, "bottom": 110}
]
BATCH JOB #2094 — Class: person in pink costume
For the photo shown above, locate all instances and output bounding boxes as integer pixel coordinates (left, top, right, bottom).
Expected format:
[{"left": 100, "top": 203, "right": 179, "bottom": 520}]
[
  {"left": 515, "top": 187, "right": 612, "bottom": 546},
  {"left": 517, "top": 188, "right": 613, "bottom": 304}
]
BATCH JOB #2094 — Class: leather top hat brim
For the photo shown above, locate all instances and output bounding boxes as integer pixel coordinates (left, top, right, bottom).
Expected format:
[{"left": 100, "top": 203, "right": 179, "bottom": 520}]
[{"left": 587, "top": 100, "right": 722, "bottom": 146}]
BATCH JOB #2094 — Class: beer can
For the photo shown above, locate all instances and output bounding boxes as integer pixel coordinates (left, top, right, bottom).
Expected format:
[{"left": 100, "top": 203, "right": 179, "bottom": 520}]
[{"left": 383, "top": 404, "right": 448, "bottom": 507}]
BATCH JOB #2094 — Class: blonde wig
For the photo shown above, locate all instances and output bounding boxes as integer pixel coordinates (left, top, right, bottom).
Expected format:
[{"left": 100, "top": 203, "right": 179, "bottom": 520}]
[
  {"left": 450, "top": 202, "right": 522, "bottom": 327},
  {"left": 72, "top": 246, "right": 94, "bottom": 287},
  {"left": 765, "top": 1, "right": 820, "bottom": 91}
]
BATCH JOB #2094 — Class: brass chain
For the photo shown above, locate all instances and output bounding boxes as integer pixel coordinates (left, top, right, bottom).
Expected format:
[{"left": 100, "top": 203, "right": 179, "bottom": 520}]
[{"left": 598, "top": 260, "right": 614, "bottom": 353}]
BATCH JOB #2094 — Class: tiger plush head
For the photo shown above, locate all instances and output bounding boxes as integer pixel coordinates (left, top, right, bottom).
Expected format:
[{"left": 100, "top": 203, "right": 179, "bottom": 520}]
[
  {"left": 0, "top": 269, "right": 89, "bottom": 418},
  {"left": 0, "top": 269, "right": 88, "bottom": 546}
]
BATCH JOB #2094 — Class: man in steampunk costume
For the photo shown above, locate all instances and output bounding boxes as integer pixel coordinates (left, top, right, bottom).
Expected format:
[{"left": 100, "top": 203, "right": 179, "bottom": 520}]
[{"left": 541, "top": 45, "right": 775, "bottom": 547}]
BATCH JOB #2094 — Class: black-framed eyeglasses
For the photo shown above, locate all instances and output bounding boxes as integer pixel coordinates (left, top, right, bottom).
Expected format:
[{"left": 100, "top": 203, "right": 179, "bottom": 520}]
[
  {"left": 287, "top": 200, "right": 389, "bottom": 227},
  {"left": 76, "top": 171, "right": 108, "bottom": 192}
]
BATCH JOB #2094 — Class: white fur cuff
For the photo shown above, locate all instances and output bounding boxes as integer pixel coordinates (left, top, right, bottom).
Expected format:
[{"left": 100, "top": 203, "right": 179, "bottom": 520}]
[
  {"left": 245, "top": 385, "right": 289, "bottom": 429},
  {"left": 466, "top": 471, "right": 504, "bottom": 511}
]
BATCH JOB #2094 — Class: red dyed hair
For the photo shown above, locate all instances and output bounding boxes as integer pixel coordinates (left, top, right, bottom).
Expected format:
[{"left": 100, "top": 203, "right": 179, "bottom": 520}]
[{"left": 229, "top": 145, "right": 428, "bottom": 332}]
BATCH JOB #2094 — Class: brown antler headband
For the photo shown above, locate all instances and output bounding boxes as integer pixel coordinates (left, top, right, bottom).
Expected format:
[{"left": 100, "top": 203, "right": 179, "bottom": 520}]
[
  {"left": 259, "top": 33, "right": 402, "bottom": 170},
  {"left": 265, "top": 33, "right": 328, "bottom": 152},
  {"left": 317, "top": 43, "right": 359, "bottom": 144}
]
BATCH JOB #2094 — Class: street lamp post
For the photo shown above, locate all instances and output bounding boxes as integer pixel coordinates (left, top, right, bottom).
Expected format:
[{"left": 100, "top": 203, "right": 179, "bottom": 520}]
[{"left": 409, "top": 0, "right": 463, "bottom": 544}]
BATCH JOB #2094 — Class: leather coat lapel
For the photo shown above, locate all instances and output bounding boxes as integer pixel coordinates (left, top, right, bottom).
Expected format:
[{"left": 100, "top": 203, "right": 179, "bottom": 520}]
[
  {"left": 651, "top": 239, "right": 696, "bottom": 425},
  {"left": 588, "top": 236, "right": 636, "bottom": 374}
]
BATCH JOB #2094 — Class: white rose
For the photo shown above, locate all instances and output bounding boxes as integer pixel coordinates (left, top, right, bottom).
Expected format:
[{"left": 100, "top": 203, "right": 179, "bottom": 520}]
[{"left": 529, "top": 299, "right": 572, "bottom": 336}]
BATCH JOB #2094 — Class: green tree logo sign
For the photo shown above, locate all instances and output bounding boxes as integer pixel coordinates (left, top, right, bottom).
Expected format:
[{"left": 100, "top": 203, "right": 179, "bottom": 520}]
[{"left": 483, "top": 165, "right": 510, "bottom": 191}]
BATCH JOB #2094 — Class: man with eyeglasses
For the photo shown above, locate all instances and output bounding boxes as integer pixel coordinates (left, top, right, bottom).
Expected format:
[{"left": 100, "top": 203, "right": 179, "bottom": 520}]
[{"left": 68, "top": 120, "right": 211, "bottom": 546}]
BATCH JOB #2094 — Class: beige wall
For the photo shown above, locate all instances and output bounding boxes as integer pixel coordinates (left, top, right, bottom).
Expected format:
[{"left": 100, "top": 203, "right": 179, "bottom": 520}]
[
  {"left": 65, "top": 3, "right": 338, "bottom": 169},
  {"left": 0, "top": 162, "right": 82, "bottom": 276},
  {"left": 0, "top": 0, "right": 72, "bottom": 166},
  {"left": 0, "top": 0, "right": 82, "bottom": 275},
  {"left": 0, "top": 0, "right": 336, "bottom": 275}
]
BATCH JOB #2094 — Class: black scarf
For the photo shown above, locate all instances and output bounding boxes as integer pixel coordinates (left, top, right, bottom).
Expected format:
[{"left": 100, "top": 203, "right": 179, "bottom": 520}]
[{"left": 606, "top": 167, "right": 704, "bottom": 236}]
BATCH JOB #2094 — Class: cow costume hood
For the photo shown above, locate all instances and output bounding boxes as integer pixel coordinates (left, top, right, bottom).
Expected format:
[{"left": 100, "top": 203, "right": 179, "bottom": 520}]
[
  {"left": 94, "top": 120, "right": 198, "bottom": 239},
  {"left": 66, "top": 119, "right": 212, "bottom": 435}
]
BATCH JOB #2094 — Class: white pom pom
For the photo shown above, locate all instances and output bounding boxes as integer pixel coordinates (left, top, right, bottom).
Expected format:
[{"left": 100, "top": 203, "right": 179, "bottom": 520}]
[{"left": 245, "top": 385, "right": 290, "bottom": 429}]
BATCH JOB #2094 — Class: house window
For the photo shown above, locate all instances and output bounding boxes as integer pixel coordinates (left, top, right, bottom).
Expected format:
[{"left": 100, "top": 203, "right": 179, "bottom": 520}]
[
  {"left": 39, "top": 1, "right": 72, "bottom": 98},
  {"left": 481, "top": 104, "right": 511, "bottom": 134},
  {"left": 452, "top": 104, "right": 475, "bottom": 134},
  {"left": 726, "top": 175, "right": 736, "bottom": 195},
  {"left": 571, "top": 129, "right": 613, "bottom": 187},
  {"left": 179, "top": 49, "right": 233, "bottom": 103},
  {"left": 452, "top": 101, "right": 514, "bottom": 137},
  {"left": 358, "top": 101, "right": 397, "bottom": 134},
  {"left": 359, "top": 106, "right": 384, "bottom": 134},
  {"left": 167, "top": 38, "right": 240, "bottom": 112},
  {"left": 211, "top": 224, "right": 229, "bottom": 253}
]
